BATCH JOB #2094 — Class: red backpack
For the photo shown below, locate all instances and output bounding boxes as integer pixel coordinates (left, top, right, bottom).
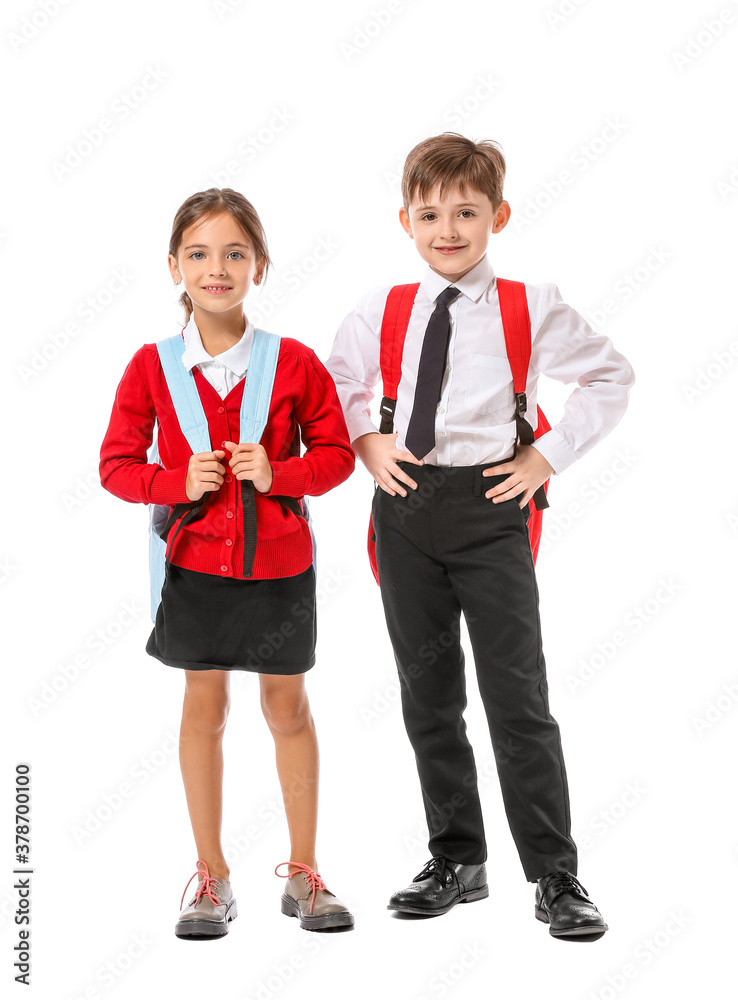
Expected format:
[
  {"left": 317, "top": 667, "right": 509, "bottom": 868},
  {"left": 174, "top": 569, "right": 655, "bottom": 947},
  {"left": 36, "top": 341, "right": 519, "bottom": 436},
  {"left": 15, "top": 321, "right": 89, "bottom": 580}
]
[{"left": 367, "top": 278, "right": 550, "bottom": 584}]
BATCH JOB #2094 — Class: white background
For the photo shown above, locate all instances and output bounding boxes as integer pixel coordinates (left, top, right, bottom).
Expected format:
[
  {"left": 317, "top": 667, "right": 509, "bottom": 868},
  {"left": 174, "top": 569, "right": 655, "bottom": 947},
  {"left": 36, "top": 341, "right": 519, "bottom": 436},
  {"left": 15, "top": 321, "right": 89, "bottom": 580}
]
[{"left": 3, "top": 0, "right": 737, "bottom": 997}]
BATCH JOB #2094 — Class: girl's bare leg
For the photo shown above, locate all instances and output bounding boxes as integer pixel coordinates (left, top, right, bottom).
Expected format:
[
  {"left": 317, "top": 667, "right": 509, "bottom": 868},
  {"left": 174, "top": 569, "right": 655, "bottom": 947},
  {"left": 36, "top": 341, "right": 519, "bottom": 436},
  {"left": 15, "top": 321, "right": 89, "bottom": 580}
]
[
  {"left": 259, "top": 672, "right": 319, "bottom": 875},
  {"left": 179, "top": 668, "right": 231, "bottom": 879}
]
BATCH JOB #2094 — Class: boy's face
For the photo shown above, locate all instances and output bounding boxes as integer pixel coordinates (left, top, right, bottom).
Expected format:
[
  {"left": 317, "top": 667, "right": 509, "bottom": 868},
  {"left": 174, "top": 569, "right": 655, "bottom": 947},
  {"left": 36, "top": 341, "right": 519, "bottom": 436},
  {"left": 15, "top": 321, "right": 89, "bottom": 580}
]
[{"left": 399, "top": 182, "right": 510, "bottom": 281}]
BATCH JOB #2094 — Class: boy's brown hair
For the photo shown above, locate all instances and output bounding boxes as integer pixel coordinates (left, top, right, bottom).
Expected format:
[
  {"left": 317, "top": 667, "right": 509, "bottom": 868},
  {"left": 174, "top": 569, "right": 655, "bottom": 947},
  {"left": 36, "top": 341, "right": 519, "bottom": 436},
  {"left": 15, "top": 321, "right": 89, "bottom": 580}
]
[{"left": 401, "top": 132, "right": 506, "bottom": 213}]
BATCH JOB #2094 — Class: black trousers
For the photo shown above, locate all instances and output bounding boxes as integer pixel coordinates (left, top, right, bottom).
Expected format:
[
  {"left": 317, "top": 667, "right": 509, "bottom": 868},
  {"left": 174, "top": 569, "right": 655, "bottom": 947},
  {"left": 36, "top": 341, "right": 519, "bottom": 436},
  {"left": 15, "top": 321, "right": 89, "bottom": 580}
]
[{"left": 372, "top": 461, "right": 578, "bottom": 882}]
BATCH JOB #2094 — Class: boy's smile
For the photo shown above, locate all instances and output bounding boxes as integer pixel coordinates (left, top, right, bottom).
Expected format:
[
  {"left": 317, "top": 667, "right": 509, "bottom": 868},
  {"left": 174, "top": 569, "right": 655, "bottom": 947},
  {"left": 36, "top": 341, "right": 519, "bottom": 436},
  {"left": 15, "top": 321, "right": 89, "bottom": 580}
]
[{"left": 399, "top": 182, "right": 510, "bottom": 282}]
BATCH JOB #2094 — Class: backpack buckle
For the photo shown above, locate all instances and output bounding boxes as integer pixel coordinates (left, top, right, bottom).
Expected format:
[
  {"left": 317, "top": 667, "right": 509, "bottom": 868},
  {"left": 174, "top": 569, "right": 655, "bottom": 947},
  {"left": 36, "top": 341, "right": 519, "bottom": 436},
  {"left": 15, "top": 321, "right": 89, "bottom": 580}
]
[
  {"left": 515, "top": 392, "right": 527, "bottom": 419},
  {"left": 379, "top": 396, "right": 397, "bottom": 435}
]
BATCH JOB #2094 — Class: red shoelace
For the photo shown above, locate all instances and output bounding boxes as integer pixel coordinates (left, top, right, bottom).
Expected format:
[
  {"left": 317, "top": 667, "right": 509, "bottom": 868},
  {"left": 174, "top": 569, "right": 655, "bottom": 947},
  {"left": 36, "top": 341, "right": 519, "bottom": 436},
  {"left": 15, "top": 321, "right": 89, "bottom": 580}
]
[
  {"left": 274, "top": 861, "right": 327, "bottom": 914},
  {"left": 180, "top": 859, "right": 223, "bottom": 910}
]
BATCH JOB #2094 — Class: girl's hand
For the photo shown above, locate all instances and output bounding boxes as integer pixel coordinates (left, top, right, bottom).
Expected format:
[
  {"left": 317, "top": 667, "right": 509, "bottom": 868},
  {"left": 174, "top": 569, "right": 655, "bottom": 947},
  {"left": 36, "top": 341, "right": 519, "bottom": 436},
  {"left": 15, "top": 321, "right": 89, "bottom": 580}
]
[
  {"left": 186, "top": 449, "right": 227, "bottom": 501},
  {"left": 482, "top": 444, "right": 554, "bottom": 507},
  {"left": 352, "top": 431, "right": 423, "bottom": 497},
  {"left": 223, "top": 441, "right": 273, "bottom": 494}
]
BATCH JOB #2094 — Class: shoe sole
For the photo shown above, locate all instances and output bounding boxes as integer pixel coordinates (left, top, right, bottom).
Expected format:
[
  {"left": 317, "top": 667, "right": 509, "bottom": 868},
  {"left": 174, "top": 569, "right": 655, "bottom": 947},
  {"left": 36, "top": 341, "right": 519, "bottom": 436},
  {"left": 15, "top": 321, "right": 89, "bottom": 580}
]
[
  {"left": 535, "top": 905, "right": 608, "bottom": 937},
  {"left": 280, "top": 893, "right": 354, "bottom": 930},
  {"left": 387, "top": 884, "right": 489, "bottom": 916},
  {"left": 174, "top": 899, "right": 238, "bottom": 938}
]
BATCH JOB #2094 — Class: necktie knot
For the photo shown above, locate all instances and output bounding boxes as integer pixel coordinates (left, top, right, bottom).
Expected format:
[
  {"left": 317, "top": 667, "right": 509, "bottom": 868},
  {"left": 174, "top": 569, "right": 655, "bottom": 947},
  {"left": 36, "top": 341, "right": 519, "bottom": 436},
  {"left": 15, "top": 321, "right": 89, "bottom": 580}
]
[{"left": 438, "top": 285, "right": 461, "bottom": 308}]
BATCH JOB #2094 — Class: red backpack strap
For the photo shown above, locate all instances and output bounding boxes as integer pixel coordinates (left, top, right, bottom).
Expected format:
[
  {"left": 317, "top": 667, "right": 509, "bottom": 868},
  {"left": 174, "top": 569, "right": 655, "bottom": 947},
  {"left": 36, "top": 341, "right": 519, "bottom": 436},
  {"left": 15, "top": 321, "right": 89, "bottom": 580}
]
[
  {"left": 496, "top": 277, "right": 531, "bottom": 399},
  {"left": 378, "top": 283, "right": 420, "bottom": 433},
  {"left": 497, "top": 277, "right": 549, "bottom": 511}
]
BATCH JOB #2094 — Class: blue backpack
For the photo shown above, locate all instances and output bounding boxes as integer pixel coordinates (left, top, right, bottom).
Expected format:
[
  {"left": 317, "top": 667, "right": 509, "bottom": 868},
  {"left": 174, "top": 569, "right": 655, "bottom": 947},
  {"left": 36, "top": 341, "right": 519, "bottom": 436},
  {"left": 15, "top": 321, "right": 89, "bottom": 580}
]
[{"left": 147, "top": 327, "right": 287, "bottom": 622}]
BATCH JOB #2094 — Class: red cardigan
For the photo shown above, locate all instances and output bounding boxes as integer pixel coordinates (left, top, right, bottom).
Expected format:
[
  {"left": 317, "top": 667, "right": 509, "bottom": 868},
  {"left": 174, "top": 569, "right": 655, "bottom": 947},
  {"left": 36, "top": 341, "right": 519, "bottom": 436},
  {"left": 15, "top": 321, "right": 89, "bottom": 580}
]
[{"left": 99, "top": 335, "right": 355, "bottom": 580}]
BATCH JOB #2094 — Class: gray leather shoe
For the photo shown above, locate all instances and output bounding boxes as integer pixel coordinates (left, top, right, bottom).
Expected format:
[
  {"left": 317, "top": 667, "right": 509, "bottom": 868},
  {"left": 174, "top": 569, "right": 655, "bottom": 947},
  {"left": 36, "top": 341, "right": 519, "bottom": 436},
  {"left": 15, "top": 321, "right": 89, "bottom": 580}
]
[
  {"left": 388, "top": 856, "right": 489, "bottom": 915},
  {"left": 275, "top": 861, "right": 354, "bottom": 930},
  {"left": 175, "top": 859, "right": 237, "bottom": 938}
]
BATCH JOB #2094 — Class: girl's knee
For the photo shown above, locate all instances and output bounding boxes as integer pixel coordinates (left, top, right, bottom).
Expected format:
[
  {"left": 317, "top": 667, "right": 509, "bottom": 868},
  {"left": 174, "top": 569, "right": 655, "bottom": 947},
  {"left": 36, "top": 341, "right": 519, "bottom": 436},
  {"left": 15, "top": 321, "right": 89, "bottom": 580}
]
[
  {"left": 182, "top": 686, "right": 230, "bottom": 735},
  {"left": 260, "top": 688, "right": 311, "bottom": 736}
]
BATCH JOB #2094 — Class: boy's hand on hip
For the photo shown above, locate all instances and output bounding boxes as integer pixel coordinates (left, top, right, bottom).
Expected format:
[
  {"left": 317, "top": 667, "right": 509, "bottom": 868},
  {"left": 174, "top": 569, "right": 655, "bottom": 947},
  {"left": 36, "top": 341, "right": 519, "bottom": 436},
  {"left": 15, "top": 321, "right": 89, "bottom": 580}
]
[
  {"left": 352, "top": 431, "right": 423, "bottom": 497},
  {"left": 223, "top": 441, "right": 273, "bottom": 494},
  {"left": 482, "top": 444, "right": 554, "bottom": 507}
]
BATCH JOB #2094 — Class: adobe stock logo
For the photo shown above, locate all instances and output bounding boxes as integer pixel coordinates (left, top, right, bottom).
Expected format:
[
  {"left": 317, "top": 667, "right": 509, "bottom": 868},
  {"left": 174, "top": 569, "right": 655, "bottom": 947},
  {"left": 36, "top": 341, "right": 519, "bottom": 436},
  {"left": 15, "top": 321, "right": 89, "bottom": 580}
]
[
  {"left": 672, "top": 3, "right": 738, "bottom": 72},
  {"left": 681, "top": 341, "right": 738, "bottom": 404}
]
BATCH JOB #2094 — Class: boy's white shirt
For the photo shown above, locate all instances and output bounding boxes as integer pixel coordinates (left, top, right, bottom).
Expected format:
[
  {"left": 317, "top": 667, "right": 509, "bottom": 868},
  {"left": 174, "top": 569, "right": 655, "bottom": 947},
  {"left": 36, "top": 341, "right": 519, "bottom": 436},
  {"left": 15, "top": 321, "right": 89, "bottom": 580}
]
[
  {"left": 180, "top": 314, "right": 254, "bottom": 400},
  {"left": 326, "top": 254, "right": 635, "bottom": 475}
]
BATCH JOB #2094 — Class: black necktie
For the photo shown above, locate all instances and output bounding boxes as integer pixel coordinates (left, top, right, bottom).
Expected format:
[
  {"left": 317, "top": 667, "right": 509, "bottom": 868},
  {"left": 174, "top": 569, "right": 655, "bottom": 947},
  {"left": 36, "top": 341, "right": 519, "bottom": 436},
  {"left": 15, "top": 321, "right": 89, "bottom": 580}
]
[{"left": 405, "top": 285, "right": 462, "bottom": 459}]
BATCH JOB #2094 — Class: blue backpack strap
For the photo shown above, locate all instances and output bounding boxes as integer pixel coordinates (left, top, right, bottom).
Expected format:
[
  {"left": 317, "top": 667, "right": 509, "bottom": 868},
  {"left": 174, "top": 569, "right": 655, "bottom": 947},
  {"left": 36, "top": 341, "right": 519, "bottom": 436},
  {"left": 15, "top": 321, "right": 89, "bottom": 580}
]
[
  {"left": 239, "top": 328, "right": 281, "bottom": 443},
  {"left": 147, "top": 434, "right": 167, "bottom": 622},
  {"left": 149, "top": 333, "right": 213, "bottom": 622},
  {"left": 156, "top": 334, "right": 212, "bottom": 455},
  {"left": 156, "top": 335, "right": 216, "bottom": 546},
  {"left": 238, "top": 329, "right": 281, "bottom": 577}
]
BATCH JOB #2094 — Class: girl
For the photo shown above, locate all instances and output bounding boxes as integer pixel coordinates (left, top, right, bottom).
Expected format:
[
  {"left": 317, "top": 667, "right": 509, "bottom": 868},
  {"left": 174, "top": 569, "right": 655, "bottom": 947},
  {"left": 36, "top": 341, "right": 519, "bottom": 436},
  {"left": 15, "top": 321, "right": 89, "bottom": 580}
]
[{"left": 99, "top": 188, "right": 355, "bottom": 938}]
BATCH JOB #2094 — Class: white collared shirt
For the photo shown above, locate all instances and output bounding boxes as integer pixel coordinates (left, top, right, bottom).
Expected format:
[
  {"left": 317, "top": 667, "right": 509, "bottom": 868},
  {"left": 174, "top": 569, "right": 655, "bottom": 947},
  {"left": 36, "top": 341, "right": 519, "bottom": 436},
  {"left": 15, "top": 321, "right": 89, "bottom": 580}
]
[
  {"left": 180, "top": 314, "right": 255, "bottom": 399},
  {"left": 326, "top": 255, "right": 635, "bottom": 474}
]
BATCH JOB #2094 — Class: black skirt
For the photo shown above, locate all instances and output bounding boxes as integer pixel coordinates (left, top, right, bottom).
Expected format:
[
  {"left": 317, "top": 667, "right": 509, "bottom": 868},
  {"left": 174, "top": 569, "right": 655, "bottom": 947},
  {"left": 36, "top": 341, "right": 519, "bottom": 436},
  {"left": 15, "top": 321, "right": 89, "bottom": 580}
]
[{"left": 146, "top": 560, "right": 316, "bottom": 674}]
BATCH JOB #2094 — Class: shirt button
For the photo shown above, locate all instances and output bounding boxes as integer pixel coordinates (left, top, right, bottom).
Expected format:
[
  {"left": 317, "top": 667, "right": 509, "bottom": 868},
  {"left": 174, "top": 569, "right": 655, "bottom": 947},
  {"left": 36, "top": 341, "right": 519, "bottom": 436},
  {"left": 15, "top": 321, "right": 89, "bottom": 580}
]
[
  {"left": 215, "top": 385, "right": 222, "bottom": 391},
  {"left": 220, "top": 565, "right": 228, "bottom": 573},
  {"left": 218, "top": 406, "right": 225, "bottom": 414},
  {"left": 226, "top": 510, "right": 234, "bottom": 519},
  {"left": 225, "top": 538, "right": 233, "bottom": 546},
  {"left": 225, "top": 474, "right": 233, "bottom": 483},
  {"left": 437, "top": 405, "right": 445, "bottom": 414},
  {"left": 439, "top": 431, "right": 447, "bottom": 436},
  {"left": 445, "top": 365, "right": 452, "bottom": 373}
]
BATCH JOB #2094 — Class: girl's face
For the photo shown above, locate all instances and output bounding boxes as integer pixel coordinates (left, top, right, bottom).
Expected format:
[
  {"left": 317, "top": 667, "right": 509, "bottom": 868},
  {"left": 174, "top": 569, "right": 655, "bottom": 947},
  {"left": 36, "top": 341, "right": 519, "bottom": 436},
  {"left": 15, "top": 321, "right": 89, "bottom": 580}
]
[{"left": 168, "top": 211, "right": 264, "bottom": 318}]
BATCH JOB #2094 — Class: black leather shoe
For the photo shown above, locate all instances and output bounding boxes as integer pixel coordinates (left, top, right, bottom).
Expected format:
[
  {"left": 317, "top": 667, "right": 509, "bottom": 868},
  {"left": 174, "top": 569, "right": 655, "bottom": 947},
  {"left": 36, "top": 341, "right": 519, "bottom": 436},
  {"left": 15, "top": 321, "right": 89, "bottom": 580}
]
[
  {"left": 387, "top": 856, "right": 488, "bottom": 915},
  {"left": 535, "top": 871, "right": 608, "bottom": 937}
]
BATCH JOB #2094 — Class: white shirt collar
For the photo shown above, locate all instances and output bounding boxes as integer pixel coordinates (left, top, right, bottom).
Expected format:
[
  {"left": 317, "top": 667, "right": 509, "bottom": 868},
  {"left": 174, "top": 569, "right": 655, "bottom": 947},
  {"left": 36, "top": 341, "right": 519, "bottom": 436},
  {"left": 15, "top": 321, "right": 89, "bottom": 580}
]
[
  {"left": 180, "top": 314, "right": 255, "bottom": 376},
  {"left": 420, "top": 253, "right": 496, "bottom": 305}
]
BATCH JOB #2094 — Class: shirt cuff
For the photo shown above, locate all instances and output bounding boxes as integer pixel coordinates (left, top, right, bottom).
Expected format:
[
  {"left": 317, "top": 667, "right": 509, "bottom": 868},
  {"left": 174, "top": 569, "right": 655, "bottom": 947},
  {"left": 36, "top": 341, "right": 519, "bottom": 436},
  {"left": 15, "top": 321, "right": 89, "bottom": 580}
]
[
  {"left": 149, "top": 464, "right": 191, "bottom": 505},
  {"left": 530, "top": 429, "right": 577, "bottom": 476},
  {"left": 346, "top": 413, "right": 379, "bottom": 445}
]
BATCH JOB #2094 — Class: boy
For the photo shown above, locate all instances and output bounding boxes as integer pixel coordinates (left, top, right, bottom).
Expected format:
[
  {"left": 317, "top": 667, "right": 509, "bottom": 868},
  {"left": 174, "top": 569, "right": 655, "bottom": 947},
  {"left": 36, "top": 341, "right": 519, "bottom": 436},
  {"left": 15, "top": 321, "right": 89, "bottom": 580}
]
[{"left": 326, "top": 133, "right": 634, "bottom": 938}]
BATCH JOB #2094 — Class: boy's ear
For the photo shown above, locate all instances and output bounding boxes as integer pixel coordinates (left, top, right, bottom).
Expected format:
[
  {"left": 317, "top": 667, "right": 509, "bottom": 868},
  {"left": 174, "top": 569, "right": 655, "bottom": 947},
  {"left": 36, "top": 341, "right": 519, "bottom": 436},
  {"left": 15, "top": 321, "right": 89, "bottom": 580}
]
[
  {"left": 491, "top": 200, "right": 511, "bottom": 234},
  {"left": 399, "top": 206, "right": 414, "bottom": 239}
]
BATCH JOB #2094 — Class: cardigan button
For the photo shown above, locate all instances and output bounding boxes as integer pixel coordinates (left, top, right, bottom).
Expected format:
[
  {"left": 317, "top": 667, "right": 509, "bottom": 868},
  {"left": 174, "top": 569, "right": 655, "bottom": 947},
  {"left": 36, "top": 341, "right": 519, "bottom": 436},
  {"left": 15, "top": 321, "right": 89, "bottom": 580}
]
[
  {"left": 218, "top": 406, "right": 225, "bottom": 414},
  {"left": 220, "top": 565, "right": 228, "bottom": 573},
  {"left": 225, "top": 475, "right": 233, "bottom": 483},
  {"left": 225, "top": 539, "right": 232, "bottom": 546},
  {"left": 226, "top": 510, "right": 234, "bottom": 519}
]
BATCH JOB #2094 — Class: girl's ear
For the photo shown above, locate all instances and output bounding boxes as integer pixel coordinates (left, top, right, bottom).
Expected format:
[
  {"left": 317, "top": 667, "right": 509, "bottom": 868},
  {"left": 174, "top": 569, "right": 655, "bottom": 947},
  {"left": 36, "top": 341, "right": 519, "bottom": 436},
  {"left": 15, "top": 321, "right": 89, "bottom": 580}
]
[{"left": 168, "top": 252, "right": 181, "bottom": 283}]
